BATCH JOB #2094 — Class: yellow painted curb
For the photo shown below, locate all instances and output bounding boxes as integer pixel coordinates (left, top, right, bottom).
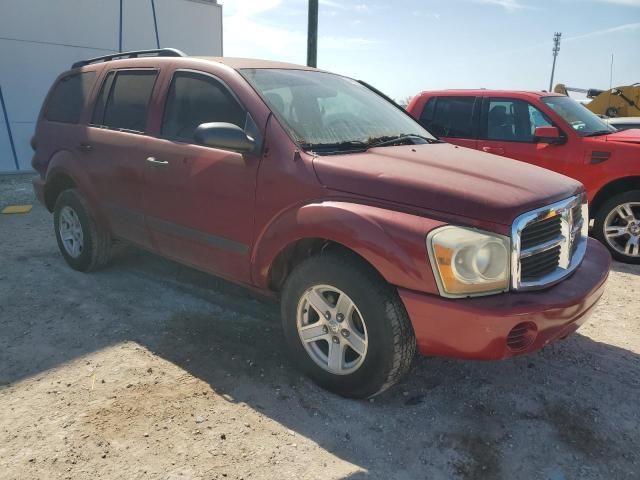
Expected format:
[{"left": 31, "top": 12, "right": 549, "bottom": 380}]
[{"left": 1, "top": 204, "right": 33, "bottom": 214}]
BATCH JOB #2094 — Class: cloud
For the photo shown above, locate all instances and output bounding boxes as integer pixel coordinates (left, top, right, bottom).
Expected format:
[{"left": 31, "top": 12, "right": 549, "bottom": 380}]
[
  {"left": 595, "top": 0, "right": 640, "bottom": 5},
  {"left": 221, "top": 0, "right": 282, "bottom": 16},
  {"left": 222, "top": 0, "right": 379, "bottom": 61},
  {"left": 474, "top": 0, "right": 529, "bottom": 10},
  {"left": 563, "top": 22, "right": 640, "bottom": 41}
]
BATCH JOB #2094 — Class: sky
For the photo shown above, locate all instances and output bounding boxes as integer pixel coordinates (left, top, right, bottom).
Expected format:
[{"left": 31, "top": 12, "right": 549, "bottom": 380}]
[{"left": 219, "top": 0, "right": 640, "bottom": 101}]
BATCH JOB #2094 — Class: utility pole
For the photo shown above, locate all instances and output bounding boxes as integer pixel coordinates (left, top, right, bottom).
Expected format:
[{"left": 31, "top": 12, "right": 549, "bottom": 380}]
[
  {"left": 307, "top": 0, "right": 318, "bottom": 67},
  {"left": 549, "top": 32, "right": 561, "bottom": 91}
]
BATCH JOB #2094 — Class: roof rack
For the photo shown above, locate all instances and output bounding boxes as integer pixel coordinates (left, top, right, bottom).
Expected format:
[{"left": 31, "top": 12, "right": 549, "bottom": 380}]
[{"left": 72, "top": 48, "right": 187, "bottom": 69}]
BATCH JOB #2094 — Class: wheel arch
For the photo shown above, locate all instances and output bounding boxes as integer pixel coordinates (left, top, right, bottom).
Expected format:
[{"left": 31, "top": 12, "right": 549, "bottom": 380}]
[
  {"left": 267, "top": 238, "right": 382, "bottom": 292},
  {"left": 590, "top": 176, "right": 640, "bottom": 218},
  {"left": 44, "top": 170, "right": 77, "bottom": 212},
  {"left": 252, "top": 201, "right": 443, "bottom": 295}
]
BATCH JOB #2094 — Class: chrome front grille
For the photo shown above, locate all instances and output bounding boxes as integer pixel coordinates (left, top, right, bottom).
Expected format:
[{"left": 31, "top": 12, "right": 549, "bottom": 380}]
[
  {"left": 512, "top": 194, "right": 588, "bottom": 290},
  {"left": 521, "top": 245, "right": 561, "bottom": 281}
]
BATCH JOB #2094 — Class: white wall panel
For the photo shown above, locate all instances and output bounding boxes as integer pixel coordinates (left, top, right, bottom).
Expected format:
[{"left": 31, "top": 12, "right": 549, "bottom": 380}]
[
  {"left": 0, "top": 0, "right": 222, "bottom": 171},
  {"left": 122, "top": 0, "right": 158, "bottom": 52},
  {"left": 0, "top": 40, "right": 112, "bottom": 123},
  {"left": 154, "top": 0, "right": 222, "bottom": 55},
  {"left": 0, "top": 117, "right": 16, "bottom": 173},
  {"left": 11, "top": 123, "right": 37, "bottom": 170},
  {"left": 0, "top": 0, "right": 119, "bottom": 51}
]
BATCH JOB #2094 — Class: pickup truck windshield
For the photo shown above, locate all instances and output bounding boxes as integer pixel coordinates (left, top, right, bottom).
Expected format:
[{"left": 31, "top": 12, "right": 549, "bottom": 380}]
[
  {"left": 542, "top": 95, "right": 615, "bottom": 137},
  {"left": 241, "top": 68, "right": 435, "bottom": 151}
]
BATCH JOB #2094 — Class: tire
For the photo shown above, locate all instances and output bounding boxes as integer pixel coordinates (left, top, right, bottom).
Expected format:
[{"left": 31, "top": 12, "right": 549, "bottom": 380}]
[
  {"left": 53, "top": 189, "right": 112, "bottom": 272},
  {"left": 281, "top": 250, "right": 416, "bottom": 398},
  {"left": 593, "top": 190, "right": 640, "bottom": 264}
]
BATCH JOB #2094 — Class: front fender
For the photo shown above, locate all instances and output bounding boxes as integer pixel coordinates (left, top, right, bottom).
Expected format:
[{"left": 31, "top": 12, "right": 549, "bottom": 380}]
[{"left": 251, "top": 201, "right": 445, "bottom": 294}]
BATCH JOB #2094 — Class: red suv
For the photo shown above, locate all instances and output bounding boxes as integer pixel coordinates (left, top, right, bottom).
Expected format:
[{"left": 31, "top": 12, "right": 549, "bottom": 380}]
[
  {"left": 32, "top": 50, "right": 610, "bottom": 398},
  {"left": 407, "top": 90, "right": 640, "bottom": 263}
]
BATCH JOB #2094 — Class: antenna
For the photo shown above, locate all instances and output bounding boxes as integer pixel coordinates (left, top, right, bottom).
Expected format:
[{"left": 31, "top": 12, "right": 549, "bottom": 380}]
[{"left": 549, "top": 32, "right": 562, "bottom": 91}]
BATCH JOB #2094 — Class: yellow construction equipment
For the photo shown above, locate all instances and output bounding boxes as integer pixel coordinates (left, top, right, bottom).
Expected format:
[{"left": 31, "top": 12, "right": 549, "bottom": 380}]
[{"left": 554, "top": 83, "right": 640, "bottom": 118}]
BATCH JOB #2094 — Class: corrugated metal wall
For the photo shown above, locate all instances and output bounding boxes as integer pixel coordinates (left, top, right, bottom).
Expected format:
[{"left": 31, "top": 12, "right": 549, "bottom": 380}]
[{"left": 0, "top": 0, "right": 223, "bottom": 172}]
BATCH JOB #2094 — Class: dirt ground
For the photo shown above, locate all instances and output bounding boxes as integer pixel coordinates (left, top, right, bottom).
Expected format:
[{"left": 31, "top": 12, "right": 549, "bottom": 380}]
[{"left": 1, "top": 173, "right": 639, "bottom": 480}]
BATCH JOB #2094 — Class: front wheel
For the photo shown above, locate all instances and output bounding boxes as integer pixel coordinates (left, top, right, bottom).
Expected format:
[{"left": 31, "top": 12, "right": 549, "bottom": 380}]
[
  {"left": 281, "top": 250, "right": 416, "bottom": 398},
  {"left": 593, "top": 190, "right": 640, "bottom": 264}
]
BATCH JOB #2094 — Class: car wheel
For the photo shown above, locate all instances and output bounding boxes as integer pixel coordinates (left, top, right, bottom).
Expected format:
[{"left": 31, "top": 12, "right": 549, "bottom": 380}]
[
  {"left": 281, "top": 250, "right": 416, "bottom": 398},
  {"left": 53, "top": 189, "right": 112, "bottom": 272},
  {"left": 593, "top": 190, "right": 640, "bottom": 264}
]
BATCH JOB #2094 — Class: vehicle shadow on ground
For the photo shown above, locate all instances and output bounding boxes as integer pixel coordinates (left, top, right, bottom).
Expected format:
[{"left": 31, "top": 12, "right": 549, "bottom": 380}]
[
  {"left": 1, "top": 216, "right": 639, "bottom": 479},
  {"left": 611, "top": 260, "right": 640, "bottom": 275}
]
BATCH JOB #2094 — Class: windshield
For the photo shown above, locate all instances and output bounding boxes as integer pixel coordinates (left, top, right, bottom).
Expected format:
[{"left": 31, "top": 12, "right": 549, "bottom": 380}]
[
  {"left": 240, "top": 68, "right": 435, "bottom": 150},
  {"left": 542, "top": 95, "right": 615, "bottom": 136}
]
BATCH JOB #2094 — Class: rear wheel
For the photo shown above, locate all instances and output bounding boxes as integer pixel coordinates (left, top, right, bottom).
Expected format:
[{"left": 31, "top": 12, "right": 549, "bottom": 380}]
[
  {"left": 281, "top": 250, "right": 416, "bottom": 398},
  {"left": 53, "top": 189, "right": 112, "bottom": 272},
  {"left": 593, "top": 190, "right": 640, "bottom": 264}
]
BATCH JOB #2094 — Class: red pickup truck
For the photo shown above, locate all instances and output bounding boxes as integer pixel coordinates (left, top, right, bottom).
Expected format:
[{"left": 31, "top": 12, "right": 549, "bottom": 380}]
[
  {"left": 32, "top": 51, "right": 610, "bottom": 398},
  {"left": 407, "top": 91, "right": 640, "bottom": 263}
]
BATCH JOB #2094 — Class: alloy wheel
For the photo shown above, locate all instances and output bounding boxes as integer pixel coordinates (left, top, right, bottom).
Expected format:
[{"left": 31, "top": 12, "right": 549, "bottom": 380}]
[
  {"left": 296, "top": 284, "right": 368, "bottom": 375},
  {"left": 59, "top": 206, "right": 84, "bottom": 258},
  {"left": 604, "top": 202, "right": 640, "bottom": 258}
]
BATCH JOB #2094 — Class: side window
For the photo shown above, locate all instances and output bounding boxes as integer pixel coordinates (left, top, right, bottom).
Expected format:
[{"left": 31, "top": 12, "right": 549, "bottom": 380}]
[
  {"left": 91, "top": 71, "right": 115, "bottom": 126},
  {"left": 45, "top": 71, "right": 96, "bottom": 124},
  {"left": 486, "top": 99, "right": 551, "bottom": 142},
  {"left": 528, "top": 104, "right": 553, "bottom": 133},
  {"left": 161, "top": 71, "right": 245, "bottom": 142},
  {"left": 420, "top": 96, "right": 475, "bottom": 138},
  {"left": 97, "top": 70, "right": 158, "bottom": 132}
]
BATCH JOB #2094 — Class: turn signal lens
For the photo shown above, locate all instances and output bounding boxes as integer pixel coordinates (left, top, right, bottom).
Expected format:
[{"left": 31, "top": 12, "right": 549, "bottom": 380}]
[{"left": 427, "top": 226, "right": 510, "bottom": 298}]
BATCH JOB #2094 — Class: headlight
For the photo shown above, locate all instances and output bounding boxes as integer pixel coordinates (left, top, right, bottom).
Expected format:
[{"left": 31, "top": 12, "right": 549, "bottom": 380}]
[{"left": 427, "top": 226, "right": 510, "bottom": 298}]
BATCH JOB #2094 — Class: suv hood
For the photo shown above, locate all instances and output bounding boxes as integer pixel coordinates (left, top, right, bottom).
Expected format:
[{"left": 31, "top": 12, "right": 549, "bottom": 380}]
[
  {"left": 312, "top": 143, "right": 582, "bottom": 226},
  {"left": 603, "top": 129, "right": 640, "bottom": 144}
]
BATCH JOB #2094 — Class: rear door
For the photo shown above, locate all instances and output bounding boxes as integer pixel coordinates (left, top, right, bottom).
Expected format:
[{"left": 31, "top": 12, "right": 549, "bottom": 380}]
[
  {"left": 87, "top": 69, "right": 159, "bottom": 248},
  {"left": 142, "top": 69, "right": 260, "bottom": 282},
  {"left": 417, "top": 96, "right": 479, "bottom": 149},
  {"left": 477, "top": 97, "right": 569, "bottom": 173}
]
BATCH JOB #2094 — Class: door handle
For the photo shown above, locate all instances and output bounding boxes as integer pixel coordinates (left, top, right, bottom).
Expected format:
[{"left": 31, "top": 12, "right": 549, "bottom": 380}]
[
  {"left": 146, "top": 156, "right": 169, "bottom": 166},
  {"left": 482, "top": 146, "right": 505, "bottom": 155},
  {"left": 77, "top": 143, "right": 93, "bottom": 152}
]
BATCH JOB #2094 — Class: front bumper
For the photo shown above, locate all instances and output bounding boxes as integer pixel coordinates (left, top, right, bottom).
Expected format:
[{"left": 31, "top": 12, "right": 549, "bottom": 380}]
[{"left": 399, "top": 238, "right": 611, "bottom": 360}]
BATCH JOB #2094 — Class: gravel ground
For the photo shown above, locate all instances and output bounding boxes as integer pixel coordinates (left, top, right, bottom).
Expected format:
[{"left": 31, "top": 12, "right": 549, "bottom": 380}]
[{"left": 1, "top": 174, "right": 639, "bottom": 480}]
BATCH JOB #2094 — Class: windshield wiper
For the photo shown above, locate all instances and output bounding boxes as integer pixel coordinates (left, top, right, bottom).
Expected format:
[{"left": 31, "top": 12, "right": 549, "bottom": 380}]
[
  {"left": 300, "top": 140, "right": 368, "bottom": 154},
  {"left": 583, "top": 130, "right": 611, "bottom": 137},
  {"left": 368, "top": 134, "right": 438, "bottom": 148}
]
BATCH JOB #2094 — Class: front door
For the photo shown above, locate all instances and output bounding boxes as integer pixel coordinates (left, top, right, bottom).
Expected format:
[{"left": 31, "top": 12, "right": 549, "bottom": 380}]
[
  {"left": 477, "top": 97, "right": 569, "bottom": 175},
  {"left": 143, "top": 70, "right": 259, "bottom": 283}
]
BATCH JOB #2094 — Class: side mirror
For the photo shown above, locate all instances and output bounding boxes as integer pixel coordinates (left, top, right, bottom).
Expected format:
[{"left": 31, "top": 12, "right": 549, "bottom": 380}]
[
  {"left": 194, "top": 122, "right": 255, "bottom": 153},
  {"left": 534, "top": 126, "right": 565, "bottom": 145}
]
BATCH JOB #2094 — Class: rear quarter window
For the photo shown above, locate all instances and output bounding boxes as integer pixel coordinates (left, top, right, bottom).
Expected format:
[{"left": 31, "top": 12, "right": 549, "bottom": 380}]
[
  {"left": 44, "top": 71, "right": 96, "bottom": 124},
  {"left": 420, "top": 96, "right": 476, "bottom": 138}
]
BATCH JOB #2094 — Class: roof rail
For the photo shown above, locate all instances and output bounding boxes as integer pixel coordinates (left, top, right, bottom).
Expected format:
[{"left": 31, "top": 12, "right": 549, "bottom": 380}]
[{"left": 72, "top": 48, "right": 187, "bottom": 69}]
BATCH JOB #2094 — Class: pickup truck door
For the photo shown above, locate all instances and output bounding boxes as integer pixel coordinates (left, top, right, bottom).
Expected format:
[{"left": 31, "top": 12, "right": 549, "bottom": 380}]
[
  {"left": 142, "top": 70, "right": 259, "bottom": 283},
  {"left": 418, "top": 96, "right": 479, "bottom": 150},
  {"left": 477, "top": 97, "right": 570, "bottom": 174}
]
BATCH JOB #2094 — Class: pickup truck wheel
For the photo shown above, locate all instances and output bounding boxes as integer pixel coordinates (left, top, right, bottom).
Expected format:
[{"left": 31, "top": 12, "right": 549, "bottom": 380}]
[
  {"left": 281, "top": 251, "right": 416, "bottom": 398},
  {"left": 593, "top": 190, "right": 640, "bottom": 264},
  {"left": 53, "top": 189, "right": 111, "bottom": 272}
]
